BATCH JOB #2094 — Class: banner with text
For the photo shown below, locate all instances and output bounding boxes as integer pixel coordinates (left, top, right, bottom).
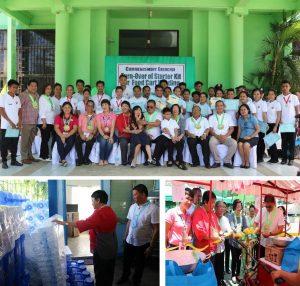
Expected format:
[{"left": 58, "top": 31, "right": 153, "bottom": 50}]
[{"left": 105, "top": 56, "right": 195, "bottom": 95}]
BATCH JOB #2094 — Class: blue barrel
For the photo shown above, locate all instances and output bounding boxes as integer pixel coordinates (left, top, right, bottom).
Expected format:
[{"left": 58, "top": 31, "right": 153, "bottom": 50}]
[
  {"left": 14, "top": 238, "right": 22, "bottom": 284},
  {"left": 72, "top": 279, "right": 84, "bottom": 286},
  {"left": 82, "top": 271, "right": 91, "bottom": 279},
  {"left": 77, "top": 260, "right": 85, "bottom": 266},
  {"left": 84, "top": 277, "right": 94, "bottom": 286}
]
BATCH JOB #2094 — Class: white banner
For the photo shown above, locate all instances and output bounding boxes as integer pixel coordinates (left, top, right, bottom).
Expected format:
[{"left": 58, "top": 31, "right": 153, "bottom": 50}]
[{"left": 117, "top": 63, "right": 185, "bottom": 92}]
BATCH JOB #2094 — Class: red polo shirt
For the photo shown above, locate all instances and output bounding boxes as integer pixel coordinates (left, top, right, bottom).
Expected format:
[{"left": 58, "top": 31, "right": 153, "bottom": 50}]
[
  {"left": 192, "top": 207, "right": 220, "bottom": 252},
  {"left": 115, "top": 113, "right": 131, "bottom": 139},
  {"left": 76, "top": 206, "right": 118, "bottom": 252},
  {"left": 54, "top": 114, "right": 78, "bottom": 133}
]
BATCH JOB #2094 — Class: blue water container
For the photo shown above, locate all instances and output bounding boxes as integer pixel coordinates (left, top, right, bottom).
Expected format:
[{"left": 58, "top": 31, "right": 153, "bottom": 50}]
[
  {"left": 82, "top": 270, "right": 91, "bottom": 279},
  {"left": 20, "top": 234, "right": 26, "bottom": 276},
  {"left": 84, "top": 277, "right": 94, "bottom": 286},
  {"left": 79, "top": 265, "right": 87, "bottom": 272},
  {"left": 0, "top": 191, "right": 6, "bottom": 205},
  {"left": 0, "top": 257, "right": 5, "bottom": 286},
  {"left": 14, "top": 238, "right": 22, "bottom": 284},
  {"left": 73, "top": 279, "right": 84, "bottom": 286},
  {"left": 77, "top": 260, "right": 85, "bottom": 266},
  {"left": 3, "top": 250, "right": 15, "bottom": 286}
]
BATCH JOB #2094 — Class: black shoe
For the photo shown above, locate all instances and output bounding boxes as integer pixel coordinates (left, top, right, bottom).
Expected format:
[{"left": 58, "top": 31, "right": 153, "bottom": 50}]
[
  {"left": 257, "top": 159, "right": 264, "bottom": 163},
  {"left": 281, "top": 159, "right": 287, "bottom": 165},
  {"left": 223, "top": 163, "right": 234, "bottom": 169},
  {"left": 205, "top": 164, "right": 211, "bottom": 169},
  {"left": 76, "top": 160, "right": 82, "bottom": 166},
  {"left": 143, "top": 161, "right": 149, "bottom": 166},
  {"left": 267, "top": 159, "right": 278, "bottom": 164},
  {"left": 2, "top": 162, "right": 8, "bottom": 169},
  {"left": 84, "top": 159, "right": 91, "bottom": 165},
  {"left": 211, "top": 163, "right": 221, "bottom": 168},
  {"left": 190, "top": 163, "right": 200, "bottom": 167},
  {"left": 288, "top": 160, "right": 294, "bottom": 166},
  {"left": 11, "top": 160, "right": 23, "bottom": 166},
  {"left": 116, "top": 277, "right": 129, "bottom": 285}
]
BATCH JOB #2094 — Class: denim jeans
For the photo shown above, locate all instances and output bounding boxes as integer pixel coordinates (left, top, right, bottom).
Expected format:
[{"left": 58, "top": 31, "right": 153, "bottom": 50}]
[
  {"left": 97, "top": 134, "right": 115, "bottom": 161},
  {"left": 56, "top": 134, "right": 76, "bottom": 161}
]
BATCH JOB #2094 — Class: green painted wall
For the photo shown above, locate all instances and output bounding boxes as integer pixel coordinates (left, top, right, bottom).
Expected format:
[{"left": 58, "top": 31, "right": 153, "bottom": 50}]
[{"left": 0, "top": 7, "right": 289, "bottom": 91}]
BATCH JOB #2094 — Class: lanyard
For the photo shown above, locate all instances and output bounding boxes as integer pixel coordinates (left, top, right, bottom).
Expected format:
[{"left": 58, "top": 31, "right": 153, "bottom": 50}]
[
  {"left": 29, "top": 94, "right": 38, "bottom": 109},
  {"left": 191, "top": 116, "right": 202, "bottom": 129},
  {"left": 283, "top": 94, "right": 291, "bottom": 106},
  {"left": 63, "top": 116, "right": 71, "bottom": 126},
  {"left": 177, "top": 209, "right": 189, "bottom": 231},
  {"left": 247, "top": 216, "right": 255, "bottom": 227},
  {"left": 264, "top": 209, "right": 276, "bottom": 231},
  {"left": 43, "top": 95, "right": 54, "bottom": 111},
  {"left": 86, "top": 114, "right": 94, "bottom": 127},
  {"left": 98, "top": 94, "right": 104, "bottom": 105},
  {"left": 175, "top": 116, "right": 180, "bottom": 124},
  {"left": 116, "top": 98, "right": 123, "bottom": 109},
  {"left": 102, "top": 114, "right": 111, "bottom": 127},
  {"left": 145, "top": 111, "right": 157, "bottom": 122},
  {"left": 131, "top": 202, "right": 150, "bottom": 229},
  {"left": 215, "top": 113, "right": 225, "bottom": 129},
  {"left": 233, "top": 212, "right": 242, "bottom": 230},
  {"left": 202, "top": 207, "right": 217, "bottom": 230},
  {"left": 67, "top": 96, "right": 72, "bottom": 103}
]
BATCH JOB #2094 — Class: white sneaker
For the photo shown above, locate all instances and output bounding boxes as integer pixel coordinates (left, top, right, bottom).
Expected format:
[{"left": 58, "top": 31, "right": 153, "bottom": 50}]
[{"left": 232, "top": 276, "right": 237, "bottom": 284}]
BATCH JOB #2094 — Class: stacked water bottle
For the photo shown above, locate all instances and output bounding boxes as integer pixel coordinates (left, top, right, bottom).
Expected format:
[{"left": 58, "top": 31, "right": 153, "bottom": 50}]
[
  {"left": 22, "top": 199, "right": 49, "bottom": 234},
  {"left": 25, "top": 214, "right": 67, "bottom": 286},
  {"left": 66, "top": 259, "right": 95, "bottom": 286},
  {"left": 0, "top": 191, "right": 29, "bottom": 286}
]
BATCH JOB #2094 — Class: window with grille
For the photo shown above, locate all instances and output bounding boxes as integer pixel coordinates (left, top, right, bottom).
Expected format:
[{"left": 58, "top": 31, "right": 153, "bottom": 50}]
[{"left": 0, "top": 30, "right": 7, "bottom": 90}]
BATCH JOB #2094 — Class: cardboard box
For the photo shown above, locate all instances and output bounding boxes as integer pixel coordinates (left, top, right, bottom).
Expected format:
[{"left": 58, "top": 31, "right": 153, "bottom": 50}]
[
  {"left": 265, "top": 246, "right": 285, "bottom": 266},
  {"left": 67, "top": 212, "right": 80, "bottom": 237}
]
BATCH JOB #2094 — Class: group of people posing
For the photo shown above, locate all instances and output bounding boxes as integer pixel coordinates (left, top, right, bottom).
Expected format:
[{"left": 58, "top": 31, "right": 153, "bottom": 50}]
[
  {"left": 0, "top": 74, "right": 298, "bottom": 170},
  {"left": 166, "top": 189, "right": 286, "bottom": 286}
]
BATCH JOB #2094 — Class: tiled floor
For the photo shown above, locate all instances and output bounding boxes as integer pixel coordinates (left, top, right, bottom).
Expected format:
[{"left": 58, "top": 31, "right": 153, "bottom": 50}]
[
  {"left": 68, "top": 233, "right": 159, "bottom": 286},
  {"left": 0, "top": 156, "right": 299, "bottom": 176}
]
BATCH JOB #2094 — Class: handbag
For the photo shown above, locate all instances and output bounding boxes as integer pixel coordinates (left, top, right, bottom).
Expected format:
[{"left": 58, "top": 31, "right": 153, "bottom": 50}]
[{"left": 281, "top": 237, "right": 300, "bottom": 273}]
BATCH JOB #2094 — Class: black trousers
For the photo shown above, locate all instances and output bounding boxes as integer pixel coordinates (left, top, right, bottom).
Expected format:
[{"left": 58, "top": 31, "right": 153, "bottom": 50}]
[
  {"left": 281, "top": 132, "right": 296, "bottom": 160},
  {"left": 169, "top": 139, "right": 184, "bottom": 163},
  {"left": 121, "top": 241, "right": 150, "bottom": 284},
  {"left": 187, "top": 136, "right": 210, "bottom": 165},
  {"left": 213, "top": 251, "right": 224, "bottom": 284},
  {"left": 75, "top": 135, "right": 95, "bottom": 163},
  {"left": 257, "top": 132, "right": 265, "bottom": 161},
  {"left": 118, "top": 137, "right": 134, "bottom": 165},
  {"left": 266, "top": 123, "right": 279, "bottom": 161},
  {"left": 38, "top": 124, "right": 54, "bottom": 159},
  {"left": 224, "top": 238, "right": 231, "bottom": 272},
  {"left": 1, "top": 129, "right": 19, "bottom": 162},
  {"left": 260, "top": 245, "right": 265, "bottom": 259},
  {"left": 231, "top": 246, "right": 242, "bottom": 277},
  {"left": 93, "top": 251, "right": 115, "bottom": 286},
  {"left": 153, "top": 135, "right": 171, "bottom": 161}
]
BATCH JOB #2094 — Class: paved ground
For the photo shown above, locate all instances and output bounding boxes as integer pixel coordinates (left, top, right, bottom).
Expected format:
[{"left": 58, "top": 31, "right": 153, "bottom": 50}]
[
  {"left": 0, "top": 156, "right": 299, "bottom": 176},
  {"left": 68, "top": 233, "right": 159, "bottom": 286}
]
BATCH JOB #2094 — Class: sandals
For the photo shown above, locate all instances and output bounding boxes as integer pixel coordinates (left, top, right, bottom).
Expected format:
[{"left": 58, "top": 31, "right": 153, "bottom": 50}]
[{"left": 177, "top": 163, "right": 187, "bottom": 170}]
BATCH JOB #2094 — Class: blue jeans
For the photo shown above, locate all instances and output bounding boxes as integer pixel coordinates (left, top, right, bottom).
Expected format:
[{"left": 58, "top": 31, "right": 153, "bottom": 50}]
[
  {"left": 56, "top": 134, "right": 76, "bottom": 161},
  {"left": 97, "top": 134, "right": 115, "bottom": 161}
]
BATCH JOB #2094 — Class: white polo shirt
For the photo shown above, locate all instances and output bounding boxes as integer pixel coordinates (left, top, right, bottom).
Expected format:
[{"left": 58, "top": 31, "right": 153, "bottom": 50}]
[
  {"left": 77, "top": 100, "right": 88, "bottom": 115},
  {"left": 73, "top": 92, "right": 84, "bottom": 102},
  {"left": 0, "top": 93, "right": 21, "bottom": 129},
  {"left": 255, "top": 207, "right": 285, "bottom": 247},
  {"left": 110, "top": 97, "right": 125, "bottom": 115},
  {"left": 59, "top": 96, "right": 78, "bottom": 112},
  {"left": 225, "top": 110, "right": 237, "bottom": 126},
  {"left": 149, "top": 94, "right": 167, "bottom": 111},
  {"left": 267, "top": 100, "right": 281, "bottom": 124},
  {"left": 38, "top": 95, "right": 55, "bottom": 124},
  {"left": 91, "top": 94, "right": 111, "bottom": 114},
  {"left": 217, "top": 216, "right": 232, "bottom": 253},
  {"left": 51, "top": 96, "right": 61, "bottom": 116},
  {"left": 126, "top": 202, "right": 159, "bottom": 247},
  {"left": 209, "top": 112, "right": 233, "bottom": 135},
  {"left": 161, "top": 118, "right": 179, "bottom": 139},
  {"left": 253, "top": 99, "right": 268, "bottom": 122},
  {"left": 277, "top": 93, "right": 299, "bottom": 124},
  {"left": 129, "top": 96, "right": 147, "bottom": 113},
  {"left": 185, "top": 116, "right": 209, "bottom": 137},
  {"left": 145, "top": 111, "right": 163, "bottom": 140},
  {"left": 112, "top": 87, "right": 133, "bottom": 100}
]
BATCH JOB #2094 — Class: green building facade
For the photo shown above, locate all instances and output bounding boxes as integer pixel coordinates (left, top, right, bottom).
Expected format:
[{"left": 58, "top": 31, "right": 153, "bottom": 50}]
[{"left": 0, "top": 0, "right": 299, "bottom": 91}]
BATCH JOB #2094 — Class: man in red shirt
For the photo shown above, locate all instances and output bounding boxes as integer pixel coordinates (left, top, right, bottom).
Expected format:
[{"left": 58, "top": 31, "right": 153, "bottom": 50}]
[
  {"left": 54, "top": 190, "right": 118, "bottom": 286},
  {"left": 115, "top": 101, "right": 134, "bottom": 165}
]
